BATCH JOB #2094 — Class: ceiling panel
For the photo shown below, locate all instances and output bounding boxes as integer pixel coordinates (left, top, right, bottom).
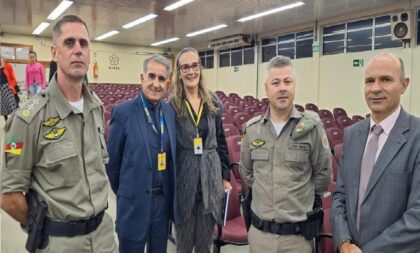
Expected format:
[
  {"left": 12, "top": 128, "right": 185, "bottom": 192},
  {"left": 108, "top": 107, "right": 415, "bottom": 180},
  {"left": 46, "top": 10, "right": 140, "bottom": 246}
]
[{"left": 0, "top": 0, "right": 412, "bottom": 50}]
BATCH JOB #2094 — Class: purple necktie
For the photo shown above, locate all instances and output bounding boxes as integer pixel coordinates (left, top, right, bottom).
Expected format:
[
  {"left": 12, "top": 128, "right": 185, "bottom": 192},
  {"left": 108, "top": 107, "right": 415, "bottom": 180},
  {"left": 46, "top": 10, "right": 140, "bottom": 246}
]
[{"left": 357, "top": 124, "right": 384, "bottom": 230}]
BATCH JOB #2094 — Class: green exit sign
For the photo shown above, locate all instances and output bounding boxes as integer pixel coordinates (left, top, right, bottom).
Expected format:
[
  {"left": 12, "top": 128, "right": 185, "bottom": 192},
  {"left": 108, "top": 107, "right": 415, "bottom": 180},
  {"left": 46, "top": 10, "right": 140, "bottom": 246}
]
[{"left": 353, "top": 59, "right": 364, "bottom": 67}]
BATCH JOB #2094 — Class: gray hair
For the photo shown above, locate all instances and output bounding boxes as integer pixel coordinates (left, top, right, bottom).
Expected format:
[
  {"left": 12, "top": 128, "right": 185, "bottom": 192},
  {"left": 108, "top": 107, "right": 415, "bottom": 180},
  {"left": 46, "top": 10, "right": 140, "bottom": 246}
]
[
  {"left": 53, "top": 15, "right": 89, "bottom": 42},
  {"left": 143, "top": 54, "right": 171, "bottom": 76},
  {"left": 367, "top": 52, "right": 405, "bottom": 82},
  {"left": 266, "top": 55, "right": 295, "bottom": 79}
]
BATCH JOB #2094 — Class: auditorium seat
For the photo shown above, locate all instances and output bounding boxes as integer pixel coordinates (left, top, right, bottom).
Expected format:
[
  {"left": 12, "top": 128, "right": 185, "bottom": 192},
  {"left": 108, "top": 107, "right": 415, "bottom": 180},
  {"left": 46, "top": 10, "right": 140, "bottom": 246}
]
[
  {"left": 223, "top": 124, "right": 241, "bottom": 138},
  {"left": 233, "top": 112, "right": 251, "bottom": 133},
  {"left": 305, "top": 103, "right": 319, "bottom": 113},
  {"left": 331, "top": 155, "right": 338, "bottom": 182},
  {"left": 213, "top": 171, "right": 248, "bottom": 253},
  {"left": 225, "top": 135, "right": 243, "bottom": 193},
  {"left": 325, "top": 128, "right": 344, "bottom": 150},
  {"left": 352, "top": 115, "right": 364, "bottom": 122},
  {"left": 318, "top": 109, "right": 334, "bottom": 119},
  {"left": 227, "top": 106, "right": 242, "bottom": 116},
  {"left": 322, "top": 118, "right": 339, "bottom": 130},
  {"left": 294, "top": 104, "right": 305, "bottom": 112},
  {"left": 334, "top": 143, "right": 343, "bottom": 163},
  {"left": 333, "top": 107, "right": 348, "bottom": 120},
  {"left": 244, "top": 106, "right": 259, "bottom": 117},
  {"left": 222, "top": 113, "right": 235, "bottom": 126},
  {"left": 336, "top": 116, "right": 354, "bottom": 130}
]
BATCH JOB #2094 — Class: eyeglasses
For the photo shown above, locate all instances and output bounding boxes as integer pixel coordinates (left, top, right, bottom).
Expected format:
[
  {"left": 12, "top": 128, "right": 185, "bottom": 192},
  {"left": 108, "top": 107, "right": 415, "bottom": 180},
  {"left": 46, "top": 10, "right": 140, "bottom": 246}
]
[
  {"left": 146, "top": 72, "right": 167, "bottom": 83},
  {"left": 179, "top": 62, "right": 200, "bottom": 73}
]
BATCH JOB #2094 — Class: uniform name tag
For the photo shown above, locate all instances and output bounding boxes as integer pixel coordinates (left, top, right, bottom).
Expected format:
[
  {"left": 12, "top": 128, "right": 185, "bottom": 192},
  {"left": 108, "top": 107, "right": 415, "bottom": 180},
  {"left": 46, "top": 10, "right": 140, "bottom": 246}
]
[
  {"left": 194, "top": 137, "right": 203, "bottom": 155},
  {"left": 158, "top": 152, "right": 166, "bottom": 171}
]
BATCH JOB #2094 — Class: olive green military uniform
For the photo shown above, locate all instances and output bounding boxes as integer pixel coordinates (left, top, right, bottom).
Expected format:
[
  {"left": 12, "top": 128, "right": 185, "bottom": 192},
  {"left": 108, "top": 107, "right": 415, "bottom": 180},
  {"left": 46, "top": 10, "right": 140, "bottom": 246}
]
[
  {"left": 240, "top": 107, "right": 332, "bottom": 253},
  {"left": 1, "top": 77, "right": 117, "bottom": 253}
]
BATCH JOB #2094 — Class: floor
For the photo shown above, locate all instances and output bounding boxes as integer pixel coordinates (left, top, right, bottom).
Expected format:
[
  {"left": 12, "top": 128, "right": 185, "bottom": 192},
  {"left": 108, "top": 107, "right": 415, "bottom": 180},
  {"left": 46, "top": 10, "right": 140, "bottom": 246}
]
[{"left": 0, "top": 116, "right": 249, "bottom": 253}]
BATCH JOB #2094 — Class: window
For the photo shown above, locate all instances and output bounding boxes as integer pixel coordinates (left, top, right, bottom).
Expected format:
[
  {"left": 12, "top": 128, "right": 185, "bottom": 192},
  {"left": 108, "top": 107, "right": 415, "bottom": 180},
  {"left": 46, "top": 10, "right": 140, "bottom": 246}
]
[
  {"left": 218, "top": 46, "right": 255, "bottom": 67},
  {"left": 322, "top": 15, "right": 402, "bottom": 55},
  {"left": 219, "top": 49, "right": 230, "bottom": 67},
  {"left": 375, "top": 16, "right": 402, "bottom": 50},
  {"left": 198, "top": 50, "right": 214, "bottom": 69},
  {"left": 347, "top": 18, "right": 372, "bottom": 52},
  {"left": 417, "top": 8, "right": 420, "bottom": 45},
  {"left": 261, "top": 30, "right": 313, "bottom": 62},
  {"left": 323, "top": 24, "right": 346, "bottom": 55},
  {"left": 296, "top": 30, "right": 313, "bottom": 58}
]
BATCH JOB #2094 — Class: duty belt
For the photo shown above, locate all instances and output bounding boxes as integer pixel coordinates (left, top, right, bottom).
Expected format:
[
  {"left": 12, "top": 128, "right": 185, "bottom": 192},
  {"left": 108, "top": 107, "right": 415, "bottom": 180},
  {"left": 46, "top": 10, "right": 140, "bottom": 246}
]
[
  {"left": 251, "top": 213, "right": 305, "bottom": 235},
  {"left": 43, "top": 211, "right": 104, "bottom": 237}
]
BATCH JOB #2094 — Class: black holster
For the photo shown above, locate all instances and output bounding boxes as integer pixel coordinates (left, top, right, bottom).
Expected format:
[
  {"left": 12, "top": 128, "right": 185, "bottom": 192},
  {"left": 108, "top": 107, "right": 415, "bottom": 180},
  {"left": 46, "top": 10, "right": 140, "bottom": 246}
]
[
  {"left": 302, "top": 195, "right": 323, "bottom": 240},
  {"left": 24, "top": 189, "right": 49, "bottom": 253},
  {"left": 240, "top": 188, "right": 252, "bottom": 231}
]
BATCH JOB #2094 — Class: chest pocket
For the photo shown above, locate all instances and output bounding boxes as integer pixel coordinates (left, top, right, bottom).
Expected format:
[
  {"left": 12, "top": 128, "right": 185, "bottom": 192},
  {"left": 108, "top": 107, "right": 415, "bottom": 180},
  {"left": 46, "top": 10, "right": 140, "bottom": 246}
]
[
  {"left": 285, "top": 143, "right": 310, "bottom": 163},
  {"left": 43, "top": 140, "right": 81, "bottom": 188}
]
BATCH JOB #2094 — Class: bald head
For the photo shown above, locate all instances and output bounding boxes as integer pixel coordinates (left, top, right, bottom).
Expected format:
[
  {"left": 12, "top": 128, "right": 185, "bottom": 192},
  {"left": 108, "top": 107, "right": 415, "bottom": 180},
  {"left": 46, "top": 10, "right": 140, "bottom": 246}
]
[{"left": 366, "top": 52, "right": 405, "bottom": 82}]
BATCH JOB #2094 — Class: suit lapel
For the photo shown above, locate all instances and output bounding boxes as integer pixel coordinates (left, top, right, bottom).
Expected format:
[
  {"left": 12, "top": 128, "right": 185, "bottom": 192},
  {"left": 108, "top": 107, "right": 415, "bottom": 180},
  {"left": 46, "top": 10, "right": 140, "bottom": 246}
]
[
  {"left": 162, "top": 103, "right": 176, "bottom": 165},
  {"left": 134, "top": 96, "right": 153, "bottom": 168},
  {"left": 362, "top": 109, "right": 409, "bottom": 203},
  {"left": 350, "top": 120, "right": 370, "bottom": 218}
]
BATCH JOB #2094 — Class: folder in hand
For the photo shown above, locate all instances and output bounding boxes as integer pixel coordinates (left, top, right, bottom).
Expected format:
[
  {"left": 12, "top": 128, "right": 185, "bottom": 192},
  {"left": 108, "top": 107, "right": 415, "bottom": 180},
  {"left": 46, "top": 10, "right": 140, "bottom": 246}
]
[{"left": 223, "top": 190, "right": 230, "bottom": 226}]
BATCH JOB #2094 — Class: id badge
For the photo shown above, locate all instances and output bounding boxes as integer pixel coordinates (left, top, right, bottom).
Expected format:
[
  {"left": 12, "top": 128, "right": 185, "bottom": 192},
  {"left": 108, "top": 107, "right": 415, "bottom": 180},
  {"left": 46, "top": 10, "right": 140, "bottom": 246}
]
[
  {"left": 158, "top": 152, "right": 166, "bottom": 171},
  {"left": 193, "top": 137, "right": 203, "bottom": 155}
]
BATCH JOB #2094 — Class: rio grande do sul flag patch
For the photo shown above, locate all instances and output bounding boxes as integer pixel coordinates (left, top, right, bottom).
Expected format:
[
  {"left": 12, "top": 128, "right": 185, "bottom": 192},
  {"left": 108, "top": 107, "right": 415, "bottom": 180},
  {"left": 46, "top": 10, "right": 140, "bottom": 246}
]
[{"left": 5, "top": 138, "right": 23, "bottom": 155}]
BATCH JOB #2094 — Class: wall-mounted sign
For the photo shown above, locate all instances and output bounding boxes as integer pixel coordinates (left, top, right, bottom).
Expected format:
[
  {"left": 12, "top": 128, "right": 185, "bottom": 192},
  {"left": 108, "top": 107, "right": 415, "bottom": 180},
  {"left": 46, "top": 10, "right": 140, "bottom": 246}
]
[
  {"left": 353, "top": 59, "right": 364, "bottom": 67},
  {"left": 108, "top": 54, "right": 120, "bottom": 70},
  {"left": 234, "top": 66, "right": 239, "bottom": 72}
]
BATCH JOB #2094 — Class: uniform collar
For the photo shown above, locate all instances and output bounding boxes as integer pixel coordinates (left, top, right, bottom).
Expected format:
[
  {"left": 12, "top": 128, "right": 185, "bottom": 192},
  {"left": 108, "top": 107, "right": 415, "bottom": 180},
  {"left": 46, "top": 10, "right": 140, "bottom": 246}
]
[
  {"left": 49, "top": 75, "right": 100, "bottom": 119},
  {"left": 261, "top": 105, "right": 301, "bottom": 123}
]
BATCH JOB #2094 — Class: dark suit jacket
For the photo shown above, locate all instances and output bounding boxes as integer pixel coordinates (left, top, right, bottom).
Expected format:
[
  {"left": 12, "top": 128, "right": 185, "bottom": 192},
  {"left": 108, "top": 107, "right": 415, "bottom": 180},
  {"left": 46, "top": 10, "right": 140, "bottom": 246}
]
[
  {"left": 106, "top": 95, "right": 178, "bottom": 242},
  {"left": 331, "top": 108, "right": 420, "bottom": 253}
]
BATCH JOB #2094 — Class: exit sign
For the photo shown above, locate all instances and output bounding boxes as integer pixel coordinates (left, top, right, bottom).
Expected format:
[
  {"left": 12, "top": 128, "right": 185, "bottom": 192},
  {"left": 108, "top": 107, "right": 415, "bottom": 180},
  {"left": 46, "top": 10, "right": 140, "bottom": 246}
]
[{"left": 353, "top": 59, "right": 364, "bottom": 67}]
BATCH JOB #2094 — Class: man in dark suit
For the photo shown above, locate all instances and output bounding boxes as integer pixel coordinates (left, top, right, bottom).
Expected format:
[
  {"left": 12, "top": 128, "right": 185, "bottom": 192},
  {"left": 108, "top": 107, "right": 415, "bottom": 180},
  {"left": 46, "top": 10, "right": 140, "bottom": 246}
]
[
  {"left": 106, "top": 54, "right": 177, "bottom": 253},
  {"left": 331, "top": 52, "right": 420, "bottom": 253}
]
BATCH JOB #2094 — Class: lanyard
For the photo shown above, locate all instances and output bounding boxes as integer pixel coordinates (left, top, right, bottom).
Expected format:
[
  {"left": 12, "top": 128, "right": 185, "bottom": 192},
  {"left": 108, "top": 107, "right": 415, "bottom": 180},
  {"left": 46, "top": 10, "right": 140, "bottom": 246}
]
[
  {"left": 140, "top": 94, "right": 165, "bottom": 152},
  {"left": 185, "top": 99, "right": 203, "bottom": 136}
]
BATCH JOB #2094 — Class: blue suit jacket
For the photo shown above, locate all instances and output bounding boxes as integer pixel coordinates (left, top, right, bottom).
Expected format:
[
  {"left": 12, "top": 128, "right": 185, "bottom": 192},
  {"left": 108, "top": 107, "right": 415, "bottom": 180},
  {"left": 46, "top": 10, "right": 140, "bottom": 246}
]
[
  {"left": 331, "top": 108, "right": 420, "bottom": 253},
  {"left": 106, "top": 95, "right": 178, "bottom": 242}
]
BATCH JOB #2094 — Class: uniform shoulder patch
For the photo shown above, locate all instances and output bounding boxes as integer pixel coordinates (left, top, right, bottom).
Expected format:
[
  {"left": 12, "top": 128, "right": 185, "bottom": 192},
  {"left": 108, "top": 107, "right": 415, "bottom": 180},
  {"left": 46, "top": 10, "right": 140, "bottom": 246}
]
[
  {"left": 17, "top": 94, "right": 48, "bottom": 124},
  {"left": 292, "top": 112, "right": 319, "bottom": 140}
]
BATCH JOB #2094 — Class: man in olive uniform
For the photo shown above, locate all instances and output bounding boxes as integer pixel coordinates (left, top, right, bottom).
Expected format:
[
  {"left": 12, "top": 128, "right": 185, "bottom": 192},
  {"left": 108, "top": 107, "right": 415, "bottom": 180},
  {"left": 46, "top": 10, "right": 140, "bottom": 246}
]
[
  {"left": 240, "top": 55, "right": 332, "bottom": 253},
  {"left": 0, "top": 15, "right": 117, "bottom": 253}
]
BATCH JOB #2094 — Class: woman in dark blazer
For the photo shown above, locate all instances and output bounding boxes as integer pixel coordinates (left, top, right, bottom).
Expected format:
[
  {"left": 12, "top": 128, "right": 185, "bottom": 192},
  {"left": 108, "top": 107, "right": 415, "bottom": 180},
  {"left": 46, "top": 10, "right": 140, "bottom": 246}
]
[{"left": 170, "top": 47, "right": 232, "bottom": 253}]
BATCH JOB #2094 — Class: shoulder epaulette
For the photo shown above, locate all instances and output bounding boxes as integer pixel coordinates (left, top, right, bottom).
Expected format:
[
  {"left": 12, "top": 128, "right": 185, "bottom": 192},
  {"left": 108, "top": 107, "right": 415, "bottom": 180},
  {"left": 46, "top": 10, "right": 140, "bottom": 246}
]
[
  {"left": 91, "top": 90, "right": 103, "bottom": 105},
  {"left": 292, "top": 111, "right": 320, "bottom": 140},
  {"left": 17, "top": 93, "right": 48, "bottom": 124},
  {"left": 245, "top": 114, "right": 264, "bottom": 128}
]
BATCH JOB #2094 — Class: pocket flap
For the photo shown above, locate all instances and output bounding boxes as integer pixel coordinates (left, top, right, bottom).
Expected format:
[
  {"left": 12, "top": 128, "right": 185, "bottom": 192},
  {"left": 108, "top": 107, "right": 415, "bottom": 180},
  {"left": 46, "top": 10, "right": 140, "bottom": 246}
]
[
  {"left": 45, "top": 141, "right": 78, "bottom": 165},
  {"left": 251, "top": 149, "right": 269, "bottom": 160}
]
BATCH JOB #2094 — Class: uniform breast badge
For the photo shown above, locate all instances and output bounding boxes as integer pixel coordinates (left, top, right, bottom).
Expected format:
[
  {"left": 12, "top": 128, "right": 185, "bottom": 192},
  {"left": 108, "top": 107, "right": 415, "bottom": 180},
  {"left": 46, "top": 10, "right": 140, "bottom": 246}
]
[
  {"left": 44, "top": 127, "right": 66, "bottom": 140},
  {"left": 43, "top": 116, "right": 61, "bottom": 127},
  {"left": 251, "top": 139, "right": 265, "bottom": 148}
]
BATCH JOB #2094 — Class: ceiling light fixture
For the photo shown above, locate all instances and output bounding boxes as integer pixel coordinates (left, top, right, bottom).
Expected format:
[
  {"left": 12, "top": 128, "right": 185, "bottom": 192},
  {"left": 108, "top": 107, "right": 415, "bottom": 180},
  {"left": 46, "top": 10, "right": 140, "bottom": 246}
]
[
  {"left": 186, "top": 24, "right": 228, "bottom": 37},
  {"left": 47, "top": 0, "right": 74, "bottom": 20},
  {"left": 95, "top": 30, "right": 120, "bottom": 41},
  {"left": 32, "top": 22, "right": 50, "bottom": 35},
  {"left": 164, "top": 0, "right": 194, "bottom": 11},
  {"left": 122, "top": 14, "right": 158, "bottom": 29},
  {"left": 151, "top": 37, "right": 180, "bottom": 46},
  {"left": 238, "top": 2, "right": 305, "bottom": 22}
]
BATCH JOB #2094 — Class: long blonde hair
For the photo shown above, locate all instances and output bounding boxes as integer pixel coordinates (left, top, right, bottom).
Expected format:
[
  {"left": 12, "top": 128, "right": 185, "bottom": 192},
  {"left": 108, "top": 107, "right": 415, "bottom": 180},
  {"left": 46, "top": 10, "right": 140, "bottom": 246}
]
[{"left": 170, "top": 47, "right": 218, "bottom": 118}]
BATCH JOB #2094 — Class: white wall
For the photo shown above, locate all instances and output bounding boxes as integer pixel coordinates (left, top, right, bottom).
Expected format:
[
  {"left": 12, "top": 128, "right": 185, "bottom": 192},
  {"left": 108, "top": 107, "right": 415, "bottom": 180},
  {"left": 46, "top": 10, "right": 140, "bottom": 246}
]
[{"left": 0, "top": 34, "right": 164, "bottom": 84}]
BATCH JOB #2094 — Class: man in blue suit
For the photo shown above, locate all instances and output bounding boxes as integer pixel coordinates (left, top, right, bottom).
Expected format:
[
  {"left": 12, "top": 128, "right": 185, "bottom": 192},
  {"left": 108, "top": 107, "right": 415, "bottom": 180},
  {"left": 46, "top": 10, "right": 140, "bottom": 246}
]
[
  {"left": 332, "top": 52, "right": 420, "bottom": 253},
  {"left": 106, "top": 54, "right": 177, "bottom": 253}
]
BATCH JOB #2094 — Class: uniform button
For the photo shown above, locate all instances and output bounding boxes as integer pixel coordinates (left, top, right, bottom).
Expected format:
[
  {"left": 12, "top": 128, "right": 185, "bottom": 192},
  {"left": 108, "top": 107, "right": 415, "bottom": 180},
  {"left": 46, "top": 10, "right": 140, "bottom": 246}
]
[
  {"left": 146, "top": 190, "right": 150, "bottom": 193},
  {"left": 148, "top": 167, "right": 151, "bottom": 171}
]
